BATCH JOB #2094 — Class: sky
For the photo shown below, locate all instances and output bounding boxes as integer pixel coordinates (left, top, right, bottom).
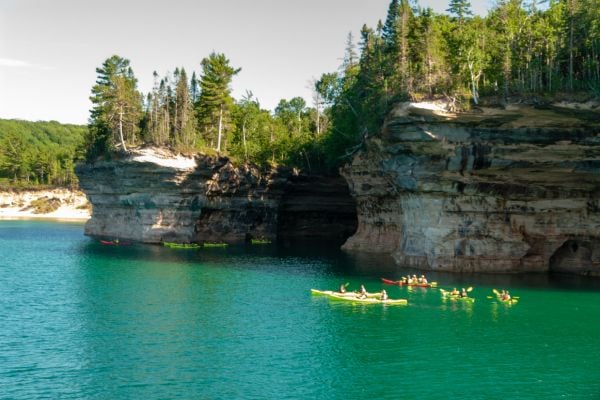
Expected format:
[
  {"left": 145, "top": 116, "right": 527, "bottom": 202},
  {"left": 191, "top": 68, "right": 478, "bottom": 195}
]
[{"left": 0, "top": 0, "right": 492, "bottom": 124}]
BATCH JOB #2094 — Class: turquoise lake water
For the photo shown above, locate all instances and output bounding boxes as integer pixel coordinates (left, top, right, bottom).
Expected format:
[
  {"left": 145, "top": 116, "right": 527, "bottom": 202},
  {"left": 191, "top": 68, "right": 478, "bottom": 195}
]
[{"left": 1, "top": 220, "right": 599, "bottom": 399}]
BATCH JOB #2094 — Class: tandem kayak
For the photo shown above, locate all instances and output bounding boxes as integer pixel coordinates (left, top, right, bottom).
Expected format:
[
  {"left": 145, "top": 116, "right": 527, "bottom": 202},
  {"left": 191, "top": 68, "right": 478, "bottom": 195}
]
[
  {"left": 381, "top": 278, "right": 437, "bottom": 288},
  {"left": 311, "top": 289, "right": 408, "bottom": 305},
  {"left": 163, "top": 242, "right": 200, "bottom": 249},
  {"left": 492, "top": 289, "right": 519, "bottom": 304},
  {"left": 440, "top": 289, "right": 475, "bottom": 303}
]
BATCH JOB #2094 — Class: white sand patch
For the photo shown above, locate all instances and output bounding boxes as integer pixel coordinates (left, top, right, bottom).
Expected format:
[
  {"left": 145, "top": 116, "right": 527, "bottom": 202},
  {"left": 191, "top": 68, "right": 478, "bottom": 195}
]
[
  {"left": 390, "top": 101, "right": 453, "bottom": 118},
  {"left": 132, "top": 148, "right": 196, "bottom": 170},
  {"left": 0, "top": 189, "right": 90, "bottom": 221}
]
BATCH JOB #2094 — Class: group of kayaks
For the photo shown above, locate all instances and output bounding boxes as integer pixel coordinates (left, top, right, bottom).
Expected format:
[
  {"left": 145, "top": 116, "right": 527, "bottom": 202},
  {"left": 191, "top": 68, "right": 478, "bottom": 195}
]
[
  {"left": 163, "top": 242, "right": 228, "bottom": 249},
  {"left": 100, "top": 239, "right": 272, "bottom": 249},
  {"left": 312, "top": 277, "right": 518, "bottom": 306}
]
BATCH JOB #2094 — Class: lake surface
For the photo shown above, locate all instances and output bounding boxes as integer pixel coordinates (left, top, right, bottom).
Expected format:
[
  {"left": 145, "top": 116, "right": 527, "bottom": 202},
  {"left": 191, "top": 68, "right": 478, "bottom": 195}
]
[{"left": 1, "top": 220, "right": 599, "bottom": 399}]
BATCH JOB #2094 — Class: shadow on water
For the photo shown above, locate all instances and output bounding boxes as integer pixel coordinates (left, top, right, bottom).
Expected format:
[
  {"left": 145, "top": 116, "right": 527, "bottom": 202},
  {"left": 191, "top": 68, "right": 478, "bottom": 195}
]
[{"left": 77, "top": 237, "right": 600, "bottom": 291}]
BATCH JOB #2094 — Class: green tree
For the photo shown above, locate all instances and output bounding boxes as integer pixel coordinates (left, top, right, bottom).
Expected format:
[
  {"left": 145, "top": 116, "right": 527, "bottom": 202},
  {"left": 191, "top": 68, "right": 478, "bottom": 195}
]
[
  {"left": 195, "top": 52, "right": 240, "bottom": 153},
  {"left": 87, "top": 55, "right": 142, "bottom": 158}
]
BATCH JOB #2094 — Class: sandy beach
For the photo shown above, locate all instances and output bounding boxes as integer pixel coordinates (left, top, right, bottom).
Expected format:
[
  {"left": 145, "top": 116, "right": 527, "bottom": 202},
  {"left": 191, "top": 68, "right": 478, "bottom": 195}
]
[{"left": 0, "top": 189, "right": 90, "bottom": 221}]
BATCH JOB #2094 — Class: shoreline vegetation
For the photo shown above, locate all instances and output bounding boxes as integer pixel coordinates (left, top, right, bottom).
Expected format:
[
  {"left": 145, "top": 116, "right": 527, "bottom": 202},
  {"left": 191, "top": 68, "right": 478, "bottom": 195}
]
[{"left": 0, "top": 189, "right": 90, "bottom": 221}]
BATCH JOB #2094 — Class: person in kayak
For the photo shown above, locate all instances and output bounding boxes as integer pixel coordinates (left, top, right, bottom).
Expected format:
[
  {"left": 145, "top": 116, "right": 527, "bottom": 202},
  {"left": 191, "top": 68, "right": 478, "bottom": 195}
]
[
  {"left": 339, "top": 284, "right": 347, "bottom": 294},
  {"left": 450, "top": 288, "right": 460, "bottom": 296},
  {"left": 502, "top": 291, "right": 511, "bottom": 301},
  {"left": 357, "top": 284, "right": 368, "bottom": 299},
  {"left": 460, "top": 288, "right": 468, "bottom": 298},
  {"left": 381, "top": 290, "right": 388, "bottom": 301},
  {"left": 421, "top": 275, "right": 428, "bottom": 284}
]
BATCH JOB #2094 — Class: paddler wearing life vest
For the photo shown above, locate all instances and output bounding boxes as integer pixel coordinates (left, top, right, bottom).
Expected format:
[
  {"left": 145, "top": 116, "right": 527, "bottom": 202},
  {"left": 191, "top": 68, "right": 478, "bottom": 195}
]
[{"left": 357, "top": 284, "right": 368, "bottom": 299}]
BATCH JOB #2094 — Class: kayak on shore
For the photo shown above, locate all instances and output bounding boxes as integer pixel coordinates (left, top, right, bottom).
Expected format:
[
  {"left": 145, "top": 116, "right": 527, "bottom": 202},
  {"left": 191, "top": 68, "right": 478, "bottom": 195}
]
[
  {"left": 381, "top": 278, "right": 437, "bottom": 288},
  {"left": 311, "top": 289, "right": 408, "bottom": 305}
]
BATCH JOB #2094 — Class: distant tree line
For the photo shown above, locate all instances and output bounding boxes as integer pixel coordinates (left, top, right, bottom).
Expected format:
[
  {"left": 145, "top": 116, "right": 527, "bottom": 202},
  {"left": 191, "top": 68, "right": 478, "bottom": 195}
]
[
  {"left": 0, "top": 119, "right": 85, "bottom": 187},
  {"left": 86, "top": 0, "right": 600, "bottom": 171}
]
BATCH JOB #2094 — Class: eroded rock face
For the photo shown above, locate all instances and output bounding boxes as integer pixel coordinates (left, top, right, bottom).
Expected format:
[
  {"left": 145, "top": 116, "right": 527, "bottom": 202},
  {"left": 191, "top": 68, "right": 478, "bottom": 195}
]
[
  {"left": 76, "top": 147, "right": 357, "bottom": 244},
  {"left": 341, "top": 103, "right": 600, "bottom": 275}
]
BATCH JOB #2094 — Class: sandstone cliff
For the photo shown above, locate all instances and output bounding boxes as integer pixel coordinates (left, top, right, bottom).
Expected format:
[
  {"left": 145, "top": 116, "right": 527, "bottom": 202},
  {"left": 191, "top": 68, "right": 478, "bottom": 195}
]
[
  {"left": 341, "top": 102, "right": 600, "bottom": 275},
  {"left": 76, "top": 148, "right": 356, "bottom": 244}
]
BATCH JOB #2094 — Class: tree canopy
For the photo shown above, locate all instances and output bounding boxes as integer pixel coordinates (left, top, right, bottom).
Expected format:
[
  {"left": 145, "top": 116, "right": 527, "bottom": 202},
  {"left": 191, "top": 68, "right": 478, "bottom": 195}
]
[{"left": 82, "top": 0, "right": 600, "bottom": 174}]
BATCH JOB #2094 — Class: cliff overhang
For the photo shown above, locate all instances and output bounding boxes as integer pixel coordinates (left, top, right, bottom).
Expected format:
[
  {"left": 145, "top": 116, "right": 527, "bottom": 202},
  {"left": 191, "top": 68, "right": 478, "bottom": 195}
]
[{"left": 341, "top": 102, "right": 600, "bottom": 275}]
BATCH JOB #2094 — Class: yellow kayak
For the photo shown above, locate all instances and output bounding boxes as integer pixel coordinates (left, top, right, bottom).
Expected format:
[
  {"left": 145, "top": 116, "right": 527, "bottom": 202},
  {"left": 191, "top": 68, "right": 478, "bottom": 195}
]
[{"left": 311, "top": 289, "right": 407, "bottom": 305}]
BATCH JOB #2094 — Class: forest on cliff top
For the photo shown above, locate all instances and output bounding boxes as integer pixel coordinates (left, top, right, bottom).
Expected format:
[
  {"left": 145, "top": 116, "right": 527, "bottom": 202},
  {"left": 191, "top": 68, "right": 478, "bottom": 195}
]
[
  {"left": 86, "top": 0, "right": 600, "bottom": 172},
  {"left": 2, "top": 0, "right": 598, "bottom": 187}
]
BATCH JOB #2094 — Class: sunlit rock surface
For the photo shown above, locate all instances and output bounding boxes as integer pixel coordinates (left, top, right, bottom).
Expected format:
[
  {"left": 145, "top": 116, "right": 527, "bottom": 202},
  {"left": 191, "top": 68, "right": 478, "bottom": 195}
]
[{"left": 341, "top": 102, "right": 600, "bottom": 275}]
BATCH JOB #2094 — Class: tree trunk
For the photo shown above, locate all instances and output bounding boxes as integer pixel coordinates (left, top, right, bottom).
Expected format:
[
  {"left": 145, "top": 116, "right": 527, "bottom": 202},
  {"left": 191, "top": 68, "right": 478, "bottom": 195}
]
[
  {"left": 119, "top": 106, "right": 127, "bottom": 152},
  {"left": 216, "top": 105, "right": 223, "bottom": 153},
  {"left": 242, "top": 120, "right": 248, "bottom": 161}
]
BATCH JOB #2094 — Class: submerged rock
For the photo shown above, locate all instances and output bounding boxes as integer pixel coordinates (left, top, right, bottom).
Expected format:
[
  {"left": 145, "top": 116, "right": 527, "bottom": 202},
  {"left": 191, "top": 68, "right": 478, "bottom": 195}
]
[{"left": 341, "top": 102, "right": 600, "bottom": 275}]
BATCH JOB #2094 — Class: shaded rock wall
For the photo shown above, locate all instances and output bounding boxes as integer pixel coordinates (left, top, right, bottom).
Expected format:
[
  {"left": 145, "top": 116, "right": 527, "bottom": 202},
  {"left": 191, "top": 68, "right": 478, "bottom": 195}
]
[
  {"left": 341, "top": 103, "right": 600, "bottom": 275},
  {"left": 76, "top": 148, "right": 357, "bottom": 244}
]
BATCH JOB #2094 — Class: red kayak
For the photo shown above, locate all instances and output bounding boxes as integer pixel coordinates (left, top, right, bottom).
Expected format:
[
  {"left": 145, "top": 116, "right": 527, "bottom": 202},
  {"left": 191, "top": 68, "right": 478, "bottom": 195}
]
[
  {"left": 381, "top": 278, "right": 437, "bottom": 288},
  {"left": 100, "top": 240, "right": 130, "bottom": 246}
]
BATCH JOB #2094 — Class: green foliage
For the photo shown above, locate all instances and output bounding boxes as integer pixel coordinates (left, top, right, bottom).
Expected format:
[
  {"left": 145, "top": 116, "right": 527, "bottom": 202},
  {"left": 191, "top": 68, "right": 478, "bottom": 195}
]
[
  {"left": 83, "top": 0, "right": 599, "bottom": 174},
  {"left": 195, "top": 52, "right": 240, "bottom": 152},
  {"left": 87, "top": 55, "right": 142, "bottom": 159},
  {"left": 0, "top": 119, "right": 85, "bottom": 186}
]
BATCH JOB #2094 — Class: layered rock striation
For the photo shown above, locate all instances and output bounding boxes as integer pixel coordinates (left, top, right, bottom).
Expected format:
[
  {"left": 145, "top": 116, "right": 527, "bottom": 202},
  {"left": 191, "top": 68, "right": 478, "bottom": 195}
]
[
  {"left": 76, "top": 148, "right": 357, "bottom": 244},
  {"left": 341, "top": 103, "right": 600, "bottom": 275}
]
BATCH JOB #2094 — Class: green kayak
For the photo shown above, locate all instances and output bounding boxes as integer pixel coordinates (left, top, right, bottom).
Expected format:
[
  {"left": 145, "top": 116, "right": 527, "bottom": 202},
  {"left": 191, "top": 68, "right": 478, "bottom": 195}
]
[
  {"left": 203, "top": 242, "right": 229, "bottom": 248},
  {"left": 311, "top": 289, "right": 408, "bottom": 305},
  {"left": 440, "top": 289, "right": 475, "bottom": 303},
  {"left": 251, "top": 238, "right": 272, "bottom": 245},
  {"left": 163, "top": 242, "right": 200, "bottom": 249}
]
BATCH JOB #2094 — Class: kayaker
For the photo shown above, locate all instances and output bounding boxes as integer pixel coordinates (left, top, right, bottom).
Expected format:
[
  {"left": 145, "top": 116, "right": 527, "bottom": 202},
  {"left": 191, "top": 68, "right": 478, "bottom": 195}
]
[
  {"left": 421, "top": 275, "right": 428, "bottom": 284},
  {"left": 339, "top": 284, "right": 347, "bottom": 294},
  {"left": 451, "top": 288, "right": 459, "bottom": 296},
  {"left": 381, "top": 290, "right": 388, "bottom": 301},
  {"left": 502, "top": 291, "right": 511, "bottom": 301},
  {"left": 359, "top": 284, "right": 367, "bottom": 294},
  {"left": 460, "top": 288, "right": 468, "bottom": 298}
]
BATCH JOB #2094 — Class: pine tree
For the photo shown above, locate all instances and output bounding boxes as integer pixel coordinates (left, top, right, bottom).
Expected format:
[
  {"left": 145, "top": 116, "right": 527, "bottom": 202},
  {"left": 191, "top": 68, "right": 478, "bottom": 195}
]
[
  {"left": 87, "top": 55, "right": 142, "bottom": 158},
  {"left": 195, "top": 52, "right": 240, "bottom": 153},
  {"left": 174, "top": 68, "right": 197, "bottom": 150},
  {"left": 447, "top": 0, "right": 473, "bottom": 24}
]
